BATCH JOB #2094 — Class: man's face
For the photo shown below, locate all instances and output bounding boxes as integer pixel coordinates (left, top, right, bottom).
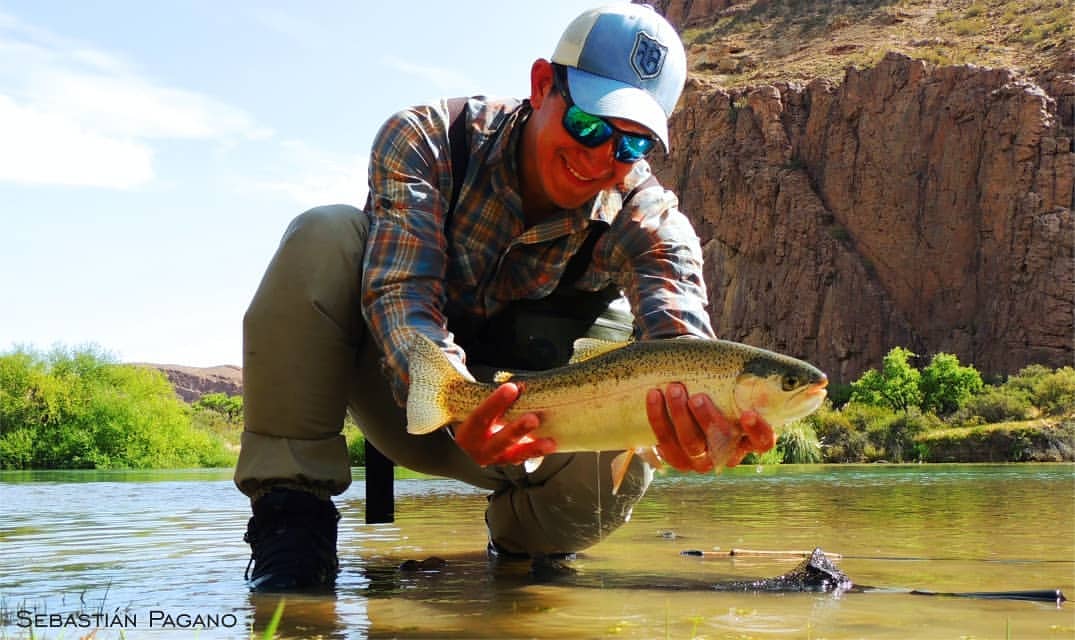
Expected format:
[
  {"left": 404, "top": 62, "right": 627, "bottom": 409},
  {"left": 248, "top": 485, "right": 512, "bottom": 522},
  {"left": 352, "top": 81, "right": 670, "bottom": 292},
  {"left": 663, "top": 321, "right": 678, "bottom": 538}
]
[{"left": 526, "top": 63, "right": 656, "bottom": 211}]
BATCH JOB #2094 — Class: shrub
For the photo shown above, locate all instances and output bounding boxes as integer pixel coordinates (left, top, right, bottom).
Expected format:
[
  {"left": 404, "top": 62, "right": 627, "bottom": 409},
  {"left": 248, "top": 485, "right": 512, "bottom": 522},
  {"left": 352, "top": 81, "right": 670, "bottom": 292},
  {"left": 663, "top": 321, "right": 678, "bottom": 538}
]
[
  {"left": 961, "top": 386, "right": 1033, "bottom": 423},
  {"left": 807, "top": 402, "right": 870, "bottom": 462},
  {"left": 919, "top": 352, "right": 984, "bottom": 415},
  {"left": 850, "top": 347, "right": 922, "bottom": 412},
  {"left": 0, "top": 346, "right": 234, "bottom": 469},
  {"left": 1028, "top": 367, "right": 1075, "bottom": 416},
  {"left": 777, "top": 422, "right": 823, "bottom": 463}
]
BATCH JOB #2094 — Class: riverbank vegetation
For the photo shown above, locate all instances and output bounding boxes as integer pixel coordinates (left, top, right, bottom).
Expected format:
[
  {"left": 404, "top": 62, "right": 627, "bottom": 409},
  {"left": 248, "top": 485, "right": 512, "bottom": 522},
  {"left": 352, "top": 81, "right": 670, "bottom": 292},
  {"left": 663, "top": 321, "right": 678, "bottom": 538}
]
[
  {"left": 0, "top": 346, "right": 234, "bottom": 469},
  {"left": 1, "top": 345, "right": 1071, "bottom": 470},
  {"left": 749, "top": 348, "right": 1075, "bottom": 465}
]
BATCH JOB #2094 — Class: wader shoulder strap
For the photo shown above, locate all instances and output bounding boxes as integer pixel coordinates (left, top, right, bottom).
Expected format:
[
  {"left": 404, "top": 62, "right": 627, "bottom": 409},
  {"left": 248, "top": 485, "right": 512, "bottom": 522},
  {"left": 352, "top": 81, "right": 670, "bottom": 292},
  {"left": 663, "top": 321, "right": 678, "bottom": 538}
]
[{"left": 445, "top": 97, "right": 470, "bottom": 230}]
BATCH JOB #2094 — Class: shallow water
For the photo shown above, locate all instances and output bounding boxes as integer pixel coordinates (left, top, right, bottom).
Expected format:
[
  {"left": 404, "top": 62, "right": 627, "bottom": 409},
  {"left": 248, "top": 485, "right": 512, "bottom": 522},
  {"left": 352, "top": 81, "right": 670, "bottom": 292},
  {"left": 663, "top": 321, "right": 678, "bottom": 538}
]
[{"left": 1, "top": 464, "right": 1072, "bottom": 639}]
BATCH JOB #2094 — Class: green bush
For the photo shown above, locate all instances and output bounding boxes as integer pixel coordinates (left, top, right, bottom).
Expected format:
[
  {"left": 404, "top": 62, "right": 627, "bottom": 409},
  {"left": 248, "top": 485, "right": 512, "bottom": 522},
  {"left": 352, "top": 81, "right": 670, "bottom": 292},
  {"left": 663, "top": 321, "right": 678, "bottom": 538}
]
[
  {"left": 194, "top": 392, "right": 243, "bottom": 422},
  {"left": 777, "top": 422, "right": 823, "bottom": 463},
  {"left": 961, "top": 386, "right": 1033, "bottom": 423},
  {"left": 807, "top": 403, "right": 870, "bottom": 462},
  {"left": 343, "top": 415, "right": 366, "bottom": 466},
  {"left": 919, "top": 353, "right": 984, "bottom": 415},
  {"left": 1028, "top": 367, "right": 1075, "bottom": 416},
  {"left": 870, "top": 409, "right": 937, "bottom": 462},
  {"left": 0, "top": 345, "right": 234, "bottom": 469},
  {"left": 850, "top": 347, "right": 922, "bottom": 412}
]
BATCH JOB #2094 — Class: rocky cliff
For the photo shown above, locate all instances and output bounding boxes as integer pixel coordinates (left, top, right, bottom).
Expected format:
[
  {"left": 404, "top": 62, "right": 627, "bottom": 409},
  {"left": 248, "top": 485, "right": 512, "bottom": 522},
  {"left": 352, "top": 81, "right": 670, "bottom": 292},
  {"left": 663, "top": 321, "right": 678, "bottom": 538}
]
[
  {"left": 140, "top": 364, "right": 243, "bottom": 403},
  {"left": 647, "top": 1, "right": 1074, "bottom": 383}
]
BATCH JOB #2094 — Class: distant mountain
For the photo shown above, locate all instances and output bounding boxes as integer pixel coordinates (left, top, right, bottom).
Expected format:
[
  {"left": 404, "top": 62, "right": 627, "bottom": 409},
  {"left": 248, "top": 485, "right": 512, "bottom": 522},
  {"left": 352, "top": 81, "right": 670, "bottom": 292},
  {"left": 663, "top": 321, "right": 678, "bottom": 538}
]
[{"left": 136, "top": 363, "right": 242, "bottom": 403}]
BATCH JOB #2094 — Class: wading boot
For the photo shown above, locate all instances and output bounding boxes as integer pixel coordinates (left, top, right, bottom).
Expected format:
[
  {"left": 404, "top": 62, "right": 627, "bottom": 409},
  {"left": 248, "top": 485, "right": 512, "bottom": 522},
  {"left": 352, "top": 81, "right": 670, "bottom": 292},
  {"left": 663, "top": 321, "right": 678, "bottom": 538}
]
[{"left": 243, "top": 487, "right": 340, "bottom": 592}]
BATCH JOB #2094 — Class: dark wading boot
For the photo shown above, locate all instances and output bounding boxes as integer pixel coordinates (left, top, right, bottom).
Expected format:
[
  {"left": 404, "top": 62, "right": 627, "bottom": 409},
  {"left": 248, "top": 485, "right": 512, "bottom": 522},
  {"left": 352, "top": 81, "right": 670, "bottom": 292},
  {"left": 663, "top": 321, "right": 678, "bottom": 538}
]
[{"left": 243, "top": 488, "right": 341, "bottom": 592}]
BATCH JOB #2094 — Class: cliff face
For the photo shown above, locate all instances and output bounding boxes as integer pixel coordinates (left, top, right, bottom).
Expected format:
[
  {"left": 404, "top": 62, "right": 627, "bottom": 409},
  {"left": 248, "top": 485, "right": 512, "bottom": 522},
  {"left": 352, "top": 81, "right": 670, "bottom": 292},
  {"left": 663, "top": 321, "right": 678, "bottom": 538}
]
[
  {"left": 650, "top": 50, "right": 1073, "bottom": 382},
  {"left": 139, "top": 364, "right": 243, "bottom": 403}
]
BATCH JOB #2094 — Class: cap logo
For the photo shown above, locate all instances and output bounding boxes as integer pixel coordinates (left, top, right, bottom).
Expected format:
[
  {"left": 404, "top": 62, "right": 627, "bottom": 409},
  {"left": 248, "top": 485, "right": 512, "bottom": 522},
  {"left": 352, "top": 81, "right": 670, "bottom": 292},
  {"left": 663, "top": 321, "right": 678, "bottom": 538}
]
[{"left": 630, "top": 31, "right": 667, "bottom": 80}]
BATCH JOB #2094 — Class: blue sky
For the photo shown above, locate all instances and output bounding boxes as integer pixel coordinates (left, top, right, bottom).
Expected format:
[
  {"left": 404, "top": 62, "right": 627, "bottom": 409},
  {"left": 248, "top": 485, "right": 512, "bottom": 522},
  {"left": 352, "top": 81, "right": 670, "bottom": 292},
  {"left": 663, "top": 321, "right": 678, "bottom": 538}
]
[{"left": 0, "top": 0, "right": 619, "bottom": 366}]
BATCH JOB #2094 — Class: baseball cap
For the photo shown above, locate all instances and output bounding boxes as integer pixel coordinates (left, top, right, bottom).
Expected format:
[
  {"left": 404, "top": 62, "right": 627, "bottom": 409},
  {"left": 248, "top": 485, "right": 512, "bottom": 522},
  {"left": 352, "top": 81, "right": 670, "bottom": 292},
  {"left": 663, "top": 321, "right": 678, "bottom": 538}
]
[{"left": 551, "top": 3, "right": 686, "bottom": 151}]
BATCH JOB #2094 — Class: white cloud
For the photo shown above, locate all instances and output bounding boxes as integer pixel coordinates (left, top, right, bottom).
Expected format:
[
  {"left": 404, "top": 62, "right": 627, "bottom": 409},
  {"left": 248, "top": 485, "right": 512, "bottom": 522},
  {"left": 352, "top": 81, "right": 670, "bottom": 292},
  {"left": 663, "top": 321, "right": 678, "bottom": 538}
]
[
  {"left": 0, "top": 94, "right": 154, "bottom": 189},
  {"left": 382, "top": 55, "right": 477, "bottom": 92},
  {"left": 0, "top": 12, "right": 270, "bottom": 189}
]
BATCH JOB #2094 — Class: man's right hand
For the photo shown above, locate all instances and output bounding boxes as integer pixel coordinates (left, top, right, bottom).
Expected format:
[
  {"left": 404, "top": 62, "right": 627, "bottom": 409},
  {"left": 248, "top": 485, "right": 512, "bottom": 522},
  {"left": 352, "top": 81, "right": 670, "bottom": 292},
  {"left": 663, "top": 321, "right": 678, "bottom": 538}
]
[{"left": 451, "top": 382, "right": 556, "bottom": 466}]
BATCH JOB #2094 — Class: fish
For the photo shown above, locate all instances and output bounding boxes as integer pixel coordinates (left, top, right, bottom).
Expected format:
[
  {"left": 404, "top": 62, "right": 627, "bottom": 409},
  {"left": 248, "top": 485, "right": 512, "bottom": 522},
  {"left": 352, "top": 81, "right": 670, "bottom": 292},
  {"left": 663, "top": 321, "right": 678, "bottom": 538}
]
[{"left": 406, "top": 335, "right": 828, "bottom": 491}]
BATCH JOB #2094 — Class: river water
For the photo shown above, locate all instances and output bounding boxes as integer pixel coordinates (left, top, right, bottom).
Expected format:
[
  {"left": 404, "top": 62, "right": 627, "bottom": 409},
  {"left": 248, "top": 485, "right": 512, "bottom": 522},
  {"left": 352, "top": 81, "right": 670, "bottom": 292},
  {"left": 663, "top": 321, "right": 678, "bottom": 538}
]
[{"left": 1, "top": 464, "right": 1072, "bottom": 639}]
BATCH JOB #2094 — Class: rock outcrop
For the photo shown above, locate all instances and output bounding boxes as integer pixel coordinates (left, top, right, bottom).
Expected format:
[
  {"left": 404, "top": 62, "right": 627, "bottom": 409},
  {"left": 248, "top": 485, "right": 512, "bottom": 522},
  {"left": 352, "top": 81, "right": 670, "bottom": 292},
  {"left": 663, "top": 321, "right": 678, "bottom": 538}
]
[
  {"left": 139, "top": 364, "right": 243, "bottom": 403},
  {"left": 650, "top": 51, "right": 1073, "bottom": 383}
]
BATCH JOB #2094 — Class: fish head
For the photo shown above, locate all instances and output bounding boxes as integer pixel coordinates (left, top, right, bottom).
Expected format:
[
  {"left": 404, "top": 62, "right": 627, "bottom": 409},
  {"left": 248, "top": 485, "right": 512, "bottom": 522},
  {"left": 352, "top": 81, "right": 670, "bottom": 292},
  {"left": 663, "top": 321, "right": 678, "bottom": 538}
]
[{"left": 733, "top": 353, "right": 828, "bottom": 428}]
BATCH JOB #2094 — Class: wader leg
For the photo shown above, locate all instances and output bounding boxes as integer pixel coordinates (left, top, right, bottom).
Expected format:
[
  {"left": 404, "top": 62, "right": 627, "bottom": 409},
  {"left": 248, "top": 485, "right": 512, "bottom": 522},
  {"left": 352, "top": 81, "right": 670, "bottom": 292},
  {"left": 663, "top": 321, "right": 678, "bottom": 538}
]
[{"left": 234, "top": 205, "right": 369, "bottom": 501}]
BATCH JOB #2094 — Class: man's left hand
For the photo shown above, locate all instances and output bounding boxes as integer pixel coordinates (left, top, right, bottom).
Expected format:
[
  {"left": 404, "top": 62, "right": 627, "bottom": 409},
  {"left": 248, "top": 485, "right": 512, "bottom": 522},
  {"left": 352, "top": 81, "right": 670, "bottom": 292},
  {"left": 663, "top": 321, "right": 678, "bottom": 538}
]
[{"left": 645, "top": 383, "right": 775, "bottom": 472}]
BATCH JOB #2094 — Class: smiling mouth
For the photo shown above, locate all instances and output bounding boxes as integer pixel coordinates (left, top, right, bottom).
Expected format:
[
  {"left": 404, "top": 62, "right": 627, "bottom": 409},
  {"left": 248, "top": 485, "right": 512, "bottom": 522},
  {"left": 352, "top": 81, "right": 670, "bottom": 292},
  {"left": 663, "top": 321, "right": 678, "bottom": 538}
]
[{"left": 564, "top": 159, "right": 594, "bottom": 183}]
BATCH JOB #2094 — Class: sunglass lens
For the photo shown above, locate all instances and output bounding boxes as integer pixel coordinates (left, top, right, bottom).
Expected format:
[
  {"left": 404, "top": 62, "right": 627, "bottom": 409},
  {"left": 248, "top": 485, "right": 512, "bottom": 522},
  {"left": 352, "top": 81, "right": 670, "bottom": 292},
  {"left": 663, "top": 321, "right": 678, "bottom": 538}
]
[
  {"left": 615, "top": 135, "right": 655, "bottom": 162},
  {"left": 563, "top": 106, "right": 613, "bottom": 147}
]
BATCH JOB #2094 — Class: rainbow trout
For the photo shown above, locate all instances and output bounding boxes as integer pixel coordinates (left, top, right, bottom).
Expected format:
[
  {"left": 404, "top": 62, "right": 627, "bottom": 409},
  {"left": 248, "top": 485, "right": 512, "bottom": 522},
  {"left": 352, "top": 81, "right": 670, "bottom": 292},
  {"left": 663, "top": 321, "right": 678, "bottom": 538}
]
[{"left": 406, "top": 335, "right": 827, "bottom": 487}]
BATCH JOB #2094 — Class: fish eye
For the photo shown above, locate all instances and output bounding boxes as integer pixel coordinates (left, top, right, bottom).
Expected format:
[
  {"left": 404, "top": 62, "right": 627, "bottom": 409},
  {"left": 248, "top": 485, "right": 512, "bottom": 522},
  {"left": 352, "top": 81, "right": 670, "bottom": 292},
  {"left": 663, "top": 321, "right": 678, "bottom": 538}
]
[{"left": 781, "top": 374, "right": 802, "bottom": 391}]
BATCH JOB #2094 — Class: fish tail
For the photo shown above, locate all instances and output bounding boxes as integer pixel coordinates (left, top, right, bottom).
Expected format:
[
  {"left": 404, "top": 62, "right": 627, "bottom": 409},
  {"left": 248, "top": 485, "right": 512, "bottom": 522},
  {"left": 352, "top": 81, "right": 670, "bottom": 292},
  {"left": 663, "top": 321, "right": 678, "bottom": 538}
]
[{"left": 406, "top": 334, "right": 466, "bottom": 435}]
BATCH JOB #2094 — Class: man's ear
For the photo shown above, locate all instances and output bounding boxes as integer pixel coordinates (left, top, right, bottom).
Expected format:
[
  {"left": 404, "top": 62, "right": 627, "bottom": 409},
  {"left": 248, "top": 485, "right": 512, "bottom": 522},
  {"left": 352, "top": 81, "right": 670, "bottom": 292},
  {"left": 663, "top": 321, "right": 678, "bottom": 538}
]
[{"left": 529, "top": 58, "right": 555, "bottom": 110}]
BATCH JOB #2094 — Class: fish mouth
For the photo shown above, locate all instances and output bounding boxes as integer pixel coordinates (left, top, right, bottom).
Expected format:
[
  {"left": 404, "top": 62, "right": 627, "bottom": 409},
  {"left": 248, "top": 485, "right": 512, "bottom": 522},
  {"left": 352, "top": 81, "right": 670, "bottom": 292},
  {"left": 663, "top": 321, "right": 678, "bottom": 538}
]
[
  {"left": 805, "top": 377, "right": 829, "bottom": 398},
  {"left": 782, "top": 377, "right": 828, "bottom": 423}
]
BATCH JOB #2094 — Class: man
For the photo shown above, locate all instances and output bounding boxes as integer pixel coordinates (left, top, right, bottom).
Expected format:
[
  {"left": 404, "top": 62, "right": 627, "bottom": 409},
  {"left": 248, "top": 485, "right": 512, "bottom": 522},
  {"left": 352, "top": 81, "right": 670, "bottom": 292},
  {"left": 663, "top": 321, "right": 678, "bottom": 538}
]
[{"left": 235, "top": 3, "right": 774, "bottom": 592}]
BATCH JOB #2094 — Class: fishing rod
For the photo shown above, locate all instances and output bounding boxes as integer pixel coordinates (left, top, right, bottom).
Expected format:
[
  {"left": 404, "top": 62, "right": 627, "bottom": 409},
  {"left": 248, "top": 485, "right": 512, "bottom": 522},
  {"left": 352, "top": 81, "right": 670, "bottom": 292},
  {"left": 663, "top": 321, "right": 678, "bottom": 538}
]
[
  {"left": 678, "top": 548, "right": 1069, "bottom": 605},
  {"left": 681, "top": 547, "right": 1075, "bottom": 563}
]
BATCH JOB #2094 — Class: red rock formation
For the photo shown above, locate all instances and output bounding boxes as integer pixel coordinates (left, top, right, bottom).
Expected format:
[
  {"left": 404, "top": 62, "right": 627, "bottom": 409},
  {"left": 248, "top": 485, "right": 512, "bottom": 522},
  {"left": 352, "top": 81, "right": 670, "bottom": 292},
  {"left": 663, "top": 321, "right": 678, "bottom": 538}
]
[
  {"left": 139, "top": 364, "right": 243, "bottom": 403},
  {"left": 651, "top": 52, "right": 1073, "bottom": 382}
]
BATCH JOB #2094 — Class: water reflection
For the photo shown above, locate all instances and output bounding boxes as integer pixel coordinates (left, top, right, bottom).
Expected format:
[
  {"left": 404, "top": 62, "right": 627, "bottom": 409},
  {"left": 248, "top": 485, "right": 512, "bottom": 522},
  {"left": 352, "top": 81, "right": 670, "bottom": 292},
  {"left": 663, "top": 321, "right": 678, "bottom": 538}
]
[{"left": 1, "top": 464, "right": 1072, "bottom": 639}]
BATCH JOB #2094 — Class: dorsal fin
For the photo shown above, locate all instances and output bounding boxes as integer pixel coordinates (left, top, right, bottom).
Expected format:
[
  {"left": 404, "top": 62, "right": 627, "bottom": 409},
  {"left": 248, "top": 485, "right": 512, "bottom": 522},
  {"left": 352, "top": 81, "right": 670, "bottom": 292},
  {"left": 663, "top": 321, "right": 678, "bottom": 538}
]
[{"left": 569, "top": 338, "right": 630, "bottom": 364}]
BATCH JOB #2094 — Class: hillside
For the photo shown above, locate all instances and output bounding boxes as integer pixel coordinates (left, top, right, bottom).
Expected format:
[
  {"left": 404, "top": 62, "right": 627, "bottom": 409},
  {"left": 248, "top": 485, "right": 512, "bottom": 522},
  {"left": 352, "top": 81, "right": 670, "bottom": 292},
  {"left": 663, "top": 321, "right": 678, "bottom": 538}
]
[
  {"left": 136, "top": 363, "right": 242, "bottom": 403},
  {"left": 647, "top": 0, "right": 1073, "bottom": 383}
]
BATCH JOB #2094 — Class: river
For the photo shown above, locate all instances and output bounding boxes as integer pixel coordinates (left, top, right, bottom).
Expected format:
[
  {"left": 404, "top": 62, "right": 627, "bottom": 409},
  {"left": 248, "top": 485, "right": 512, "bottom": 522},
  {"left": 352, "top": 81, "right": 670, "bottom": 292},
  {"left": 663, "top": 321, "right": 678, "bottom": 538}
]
[{"left": 1, "top": 464, "right": 1072, "bottom": 639}]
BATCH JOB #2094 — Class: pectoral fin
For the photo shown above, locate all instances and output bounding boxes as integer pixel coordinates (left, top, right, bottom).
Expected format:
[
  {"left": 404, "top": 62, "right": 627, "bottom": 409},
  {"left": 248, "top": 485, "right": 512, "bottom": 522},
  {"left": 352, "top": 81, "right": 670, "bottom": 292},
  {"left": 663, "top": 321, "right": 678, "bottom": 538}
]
[
  {"left": 610, "top": 449, "right": 635, "bottom": 495},
  {"left": 638, "top": 447, "right": 664, "bottom": 471}
]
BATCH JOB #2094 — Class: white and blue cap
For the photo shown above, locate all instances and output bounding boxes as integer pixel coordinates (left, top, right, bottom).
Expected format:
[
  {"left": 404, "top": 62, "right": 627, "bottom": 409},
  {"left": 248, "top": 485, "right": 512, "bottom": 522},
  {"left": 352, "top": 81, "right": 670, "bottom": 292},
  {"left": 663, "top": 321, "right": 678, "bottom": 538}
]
[{"left": 551, "top": 3, "right": 687, "bottom": 151}]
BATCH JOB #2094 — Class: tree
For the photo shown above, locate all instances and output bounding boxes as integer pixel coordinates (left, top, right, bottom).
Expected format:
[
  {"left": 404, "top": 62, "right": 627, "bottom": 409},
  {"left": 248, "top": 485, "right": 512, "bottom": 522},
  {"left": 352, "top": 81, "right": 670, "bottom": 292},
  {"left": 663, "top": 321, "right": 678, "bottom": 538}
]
[
  {"left": 850, "top": 347, "right": 922, "bottom": 412},
  {"left": 919, "top": 352, "right": 984, "bottom": 415},
  {"left": 194, "top": 392, "right": 243, "bottom": 422}
]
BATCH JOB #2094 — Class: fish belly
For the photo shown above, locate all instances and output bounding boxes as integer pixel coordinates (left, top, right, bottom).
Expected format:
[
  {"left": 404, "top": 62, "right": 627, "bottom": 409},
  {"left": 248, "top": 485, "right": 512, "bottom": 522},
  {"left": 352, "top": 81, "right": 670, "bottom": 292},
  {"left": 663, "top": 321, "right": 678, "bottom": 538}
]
[{"left": 522, "top": 390, "right": 656, "bottom": 453}]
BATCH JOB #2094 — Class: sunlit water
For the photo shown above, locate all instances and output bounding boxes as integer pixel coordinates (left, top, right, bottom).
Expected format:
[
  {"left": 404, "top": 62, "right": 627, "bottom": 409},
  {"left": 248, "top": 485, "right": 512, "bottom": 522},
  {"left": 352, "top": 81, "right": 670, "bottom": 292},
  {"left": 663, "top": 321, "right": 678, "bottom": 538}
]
[{"left": 1, "top": 464, "right": 1072, "bottom": 639}]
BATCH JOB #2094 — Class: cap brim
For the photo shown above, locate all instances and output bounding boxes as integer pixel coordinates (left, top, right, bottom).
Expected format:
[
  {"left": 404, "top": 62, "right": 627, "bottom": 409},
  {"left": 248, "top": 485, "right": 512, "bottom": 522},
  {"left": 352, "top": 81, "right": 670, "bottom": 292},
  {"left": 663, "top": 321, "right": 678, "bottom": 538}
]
[{"left": 566, "top": 67, "right": 670, "bottom": 152}]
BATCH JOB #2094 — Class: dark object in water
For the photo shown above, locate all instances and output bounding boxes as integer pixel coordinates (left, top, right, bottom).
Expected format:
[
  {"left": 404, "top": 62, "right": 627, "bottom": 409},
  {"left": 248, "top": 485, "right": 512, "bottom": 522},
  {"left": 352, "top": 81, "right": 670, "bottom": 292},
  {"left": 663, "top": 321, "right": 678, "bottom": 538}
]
[
  {"left": 910, "top": 588, "right": 1068, "bottom": 605},
  {"left": 712, "top": 548, "right": 852, "bottom": 593},
  {"left": 697, "top": 547, "right": 1067, "bottom": 605},
  {"left": 398, "top": 556, "right": 447, "bottom": 572}
]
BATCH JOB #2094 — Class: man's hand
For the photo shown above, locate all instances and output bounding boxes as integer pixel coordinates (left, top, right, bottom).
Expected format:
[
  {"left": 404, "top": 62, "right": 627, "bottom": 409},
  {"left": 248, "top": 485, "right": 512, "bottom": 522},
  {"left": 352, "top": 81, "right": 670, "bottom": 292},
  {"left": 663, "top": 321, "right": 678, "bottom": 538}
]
[
  {"left": 451, "top": 382, "right": 556, "bottom": 466},
  {"left": 646, "top": 383, "right": 775, "bottom": 472}
]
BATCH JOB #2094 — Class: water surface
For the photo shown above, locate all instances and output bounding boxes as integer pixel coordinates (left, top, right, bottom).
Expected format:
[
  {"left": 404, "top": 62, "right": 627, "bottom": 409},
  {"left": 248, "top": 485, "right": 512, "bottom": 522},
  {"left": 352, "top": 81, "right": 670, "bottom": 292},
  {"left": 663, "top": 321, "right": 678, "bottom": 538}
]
[{"left": 1, "top": 464, "right": 1072, "bottom": 639}]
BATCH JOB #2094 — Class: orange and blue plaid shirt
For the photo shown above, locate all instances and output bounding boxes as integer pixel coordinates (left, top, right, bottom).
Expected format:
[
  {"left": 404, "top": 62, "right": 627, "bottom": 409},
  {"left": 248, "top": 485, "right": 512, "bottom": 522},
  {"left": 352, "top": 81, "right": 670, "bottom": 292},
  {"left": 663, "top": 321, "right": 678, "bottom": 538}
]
[{"left": 361, "top": 96, "right": 714, "bottom": 401}]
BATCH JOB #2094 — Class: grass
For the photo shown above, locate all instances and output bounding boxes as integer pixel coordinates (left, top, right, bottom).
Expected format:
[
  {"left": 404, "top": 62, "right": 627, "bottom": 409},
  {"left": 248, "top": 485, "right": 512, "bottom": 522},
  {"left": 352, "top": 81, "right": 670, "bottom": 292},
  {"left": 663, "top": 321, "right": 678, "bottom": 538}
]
[
  {"left": 257, "top": 599, "right": 285, "bottom": 640},
  {"left": 680, "top": 0, "right": 1073, "bottom": 89}
]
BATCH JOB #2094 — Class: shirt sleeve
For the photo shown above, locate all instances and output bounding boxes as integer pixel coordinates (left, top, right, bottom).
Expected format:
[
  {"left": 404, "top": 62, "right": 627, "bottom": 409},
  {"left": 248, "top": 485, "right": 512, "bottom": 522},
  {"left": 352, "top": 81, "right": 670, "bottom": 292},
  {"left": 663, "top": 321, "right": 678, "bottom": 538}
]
[
  {"left": 361, "top": 103, "right": 469, "bottom": 404},
  {"left": 608, "top": 186, "right": 716, "bottom": 341}
]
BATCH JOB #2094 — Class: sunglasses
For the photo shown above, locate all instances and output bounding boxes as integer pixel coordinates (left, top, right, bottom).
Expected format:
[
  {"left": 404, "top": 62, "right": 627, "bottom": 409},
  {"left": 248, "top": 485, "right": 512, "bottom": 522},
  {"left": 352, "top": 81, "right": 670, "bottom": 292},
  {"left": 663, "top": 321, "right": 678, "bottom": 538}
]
[{"left": 552, "top": 65, "right": 658, "bottom": 163}]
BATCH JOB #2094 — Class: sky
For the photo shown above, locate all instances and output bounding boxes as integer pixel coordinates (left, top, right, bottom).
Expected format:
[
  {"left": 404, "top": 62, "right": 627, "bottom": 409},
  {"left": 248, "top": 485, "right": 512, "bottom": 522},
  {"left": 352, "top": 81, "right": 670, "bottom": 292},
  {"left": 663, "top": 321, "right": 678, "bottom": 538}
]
[{"left": 0, "top": 0, "right": 621, "bottom": 367}]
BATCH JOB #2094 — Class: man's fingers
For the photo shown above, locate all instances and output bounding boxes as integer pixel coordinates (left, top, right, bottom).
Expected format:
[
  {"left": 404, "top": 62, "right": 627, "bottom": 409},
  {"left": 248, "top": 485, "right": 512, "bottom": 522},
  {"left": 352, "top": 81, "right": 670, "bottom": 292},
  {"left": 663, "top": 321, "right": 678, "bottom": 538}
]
[
  {"left": 483, "top": 412, "right": 540, "bottom": 457},
  {"left": 666, "top": 384, "right": 708, "bottom": 467},
  {"left": 494, "top": 436, "right": 557, "bottom": 466},
  {"left": 740, "top": 411, "right": 775, "bottom": 452},
  {"left": 647, "top": 388, "right": 692, "bottom": 471}
]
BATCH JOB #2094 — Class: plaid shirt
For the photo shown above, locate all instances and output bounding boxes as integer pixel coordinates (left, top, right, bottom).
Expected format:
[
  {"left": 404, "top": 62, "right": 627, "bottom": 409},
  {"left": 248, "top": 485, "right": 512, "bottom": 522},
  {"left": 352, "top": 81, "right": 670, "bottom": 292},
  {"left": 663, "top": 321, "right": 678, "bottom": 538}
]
[{"left": 362, "top": 96, "right": 714, "bottom": 402}]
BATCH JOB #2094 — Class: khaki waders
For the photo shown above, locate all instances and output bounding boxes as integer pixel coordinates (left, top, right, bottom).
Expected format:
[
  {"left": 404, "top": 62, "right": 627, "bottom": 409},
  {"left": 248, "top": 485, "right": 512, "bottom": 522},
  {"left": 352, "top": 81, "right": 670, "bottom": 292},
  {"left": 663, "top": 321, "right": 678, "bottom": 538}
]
[{"left": 234, "top": 204, "right": 652, "bottom": 554}]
